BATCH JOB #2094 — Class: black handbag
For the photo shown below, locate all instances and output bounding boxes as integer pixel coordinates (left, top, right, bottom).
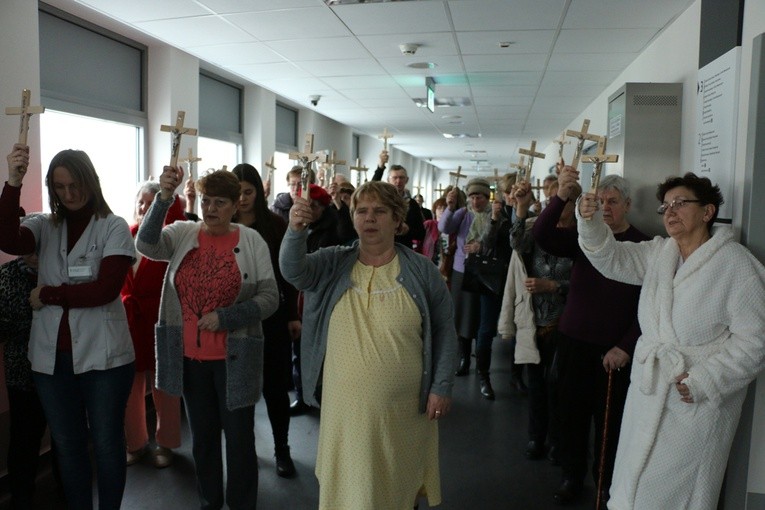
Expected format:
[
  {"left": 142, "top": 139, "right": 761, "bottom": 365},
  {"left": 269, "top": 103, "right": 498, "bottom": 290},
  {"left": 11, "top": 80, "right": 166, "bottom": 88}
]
[{"left": 462, "top": 252, "right": 508, "bottom": 296}]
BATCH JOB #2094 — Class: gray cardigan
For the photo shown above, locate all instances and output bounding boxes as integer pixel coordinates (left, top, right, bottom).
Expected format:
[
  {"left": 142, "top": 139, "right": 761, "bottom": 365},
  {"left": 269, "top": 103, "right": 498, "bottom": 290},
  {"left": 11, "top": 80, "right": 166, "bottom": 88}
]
[
  {"left": 279, "top": 227, "right": 458, "bottom": 412},
  {"left": 136, "top": 194, "right": 279, "bottom": 410}
]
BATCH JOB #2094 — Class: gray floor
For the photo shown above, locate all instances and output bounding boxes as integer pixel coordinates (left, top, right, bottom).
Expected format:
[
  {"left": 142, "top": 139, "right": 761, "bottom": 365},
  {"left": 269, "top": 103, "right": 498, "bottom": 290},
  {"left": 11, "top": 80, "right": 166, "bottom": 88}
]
[{"left": 1, "top": 339, "right": 597, "bottom": 509}]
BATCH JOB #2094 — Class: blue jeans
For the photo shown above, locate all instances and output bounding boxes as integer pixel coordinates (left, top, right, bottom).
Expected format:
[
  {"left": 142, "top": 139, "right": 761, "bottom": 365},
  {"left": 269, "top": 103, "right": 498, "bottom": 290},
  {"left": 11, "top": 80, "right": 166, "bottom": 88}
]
[
  {"left": 183, "top": 358, "right": 258, "bottom": 510},
  {"left": 33, "top": 352, "right": 133, "bottom": 510}
]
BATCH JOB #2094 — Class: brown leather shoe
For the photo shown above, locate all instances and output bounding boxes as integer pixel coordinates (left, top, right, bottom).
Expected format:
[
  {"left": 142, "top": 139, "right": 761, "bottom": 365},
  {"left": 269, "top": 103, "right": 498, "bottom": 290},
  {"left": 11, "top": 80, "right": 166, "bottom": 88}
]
[
  {"left": 126, "top": 446, "right": 147, "bottom": 466},
  {"left": 152, "top": 446, "right": 174, "bottom": 469}
]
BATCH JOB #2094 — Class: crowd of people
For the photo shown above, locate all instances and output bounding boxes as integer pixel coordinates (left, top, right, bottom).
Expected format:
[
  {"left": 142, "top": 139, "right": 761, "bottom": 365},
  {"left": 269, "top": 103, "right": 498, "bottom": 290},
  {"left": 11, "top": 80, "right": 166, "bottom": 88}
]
[{"left": 2, "top": 141, "right": 765, "bottom": 510}]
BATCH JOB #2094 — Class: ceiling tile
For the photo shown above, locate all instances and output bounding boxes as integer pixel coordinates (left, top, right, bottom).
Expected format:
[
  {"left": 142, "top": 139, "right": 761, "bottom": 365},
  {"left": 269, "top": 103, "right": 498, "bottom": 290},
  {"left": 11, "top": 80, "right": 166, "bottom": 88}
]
[
  {"left": 540, "top": 70, "right": 620, "bottom": 87},
  {"left": 227, "top": 61, "right": 311, "bottom": 81},
  {"left": 77, "top": 0, "right": 210, "bottom": 22},
  {"left": 295, "top": 59, "right": 387, "bottom": 77},
  {"left": 473, "top": 95, "right": 534, "bottom": 107},
  {"left": 322, "top": 75, "right": 399, "bottom": 89},
  {"left": 187, "top": 42, "right": 284, "bottom": 66},
  {"left": 341, "top": 87, "right": 411, "bottom": 100},
  {"left": 378, "top": 56, "right": 465, "bottom": 75},
  {"left": 357, "top": 32, "right": 458, "bottom": 58},
  {"left": 456, "top": 30, "right": 557, "bottom": 55},
  {"left": 471, "top": 85, "right": 539, "bottom": 97},
  {"left": 548, "top": 52, "right": 638, "bottom": 71},
  {"left": 463, "top": 54, "right": 548, "bottom": 73},
  {"left": 225, "top": 7, "right": 349, "bottom": 41},
  {"left": 563, "top": 0, "right": 695, "bottom": 29},
  {"left": 199, "top": 0, "right": 320, "bottom": 14},
  {"left": 268, "top": 37, "right": 369, "bottom": 61},
  {"left": 468, "top": 72, "right": 543, "bottom": 86},
  {"left": 555, "top": 28, "right": 658, "bottom": 54},
  {"left": 135, "top": 16, "right": 254, "bottom": 47},
  {"left": 332, "top": 3, "right": 452, "bottom": 35},
  {"left": 449, "top": 0, "right": 567, "bottom": 31}
]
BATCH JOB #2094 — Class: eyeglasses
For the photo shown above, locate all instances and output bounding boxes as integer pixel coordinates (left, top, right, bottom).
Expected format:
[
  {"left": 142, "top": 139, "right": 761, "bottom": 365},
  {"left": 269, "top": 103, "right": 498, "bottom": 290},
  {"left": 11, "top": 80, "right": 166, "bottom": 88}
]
[{"left": 656, "top": 198, "right": 701, "bottom": 215}]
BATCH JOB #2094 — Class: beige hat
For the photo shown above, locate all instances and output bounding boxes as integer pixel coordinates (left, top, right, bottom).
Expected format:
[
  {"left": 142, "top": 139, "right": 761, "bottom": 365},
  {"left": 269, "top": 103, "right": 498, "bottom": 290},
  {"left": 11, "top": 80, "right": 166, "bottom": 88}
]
[{"left": 466, "top": 178, "right": 491, "bottom": 198}]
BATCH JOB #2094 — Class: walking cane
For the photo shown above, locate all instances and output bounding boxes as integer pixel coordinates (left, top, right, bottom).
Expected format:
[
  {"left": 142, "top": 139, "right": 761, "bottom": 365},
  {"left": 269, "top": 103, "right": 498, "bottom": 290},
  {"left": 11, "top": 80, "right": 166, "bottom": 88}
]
[{"left": 596, "top": 368, "right": 614, "bottom": 510}]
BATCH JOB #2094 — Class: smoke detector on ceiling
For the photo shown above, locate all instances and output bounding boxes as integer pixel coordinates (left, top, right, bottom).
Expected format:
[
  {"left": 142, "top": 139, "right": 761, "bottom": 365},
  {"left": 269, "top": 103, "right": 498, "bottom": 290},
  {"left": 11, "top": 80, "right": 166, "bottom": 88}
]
[{"left": 399, "top": 43, "right": 419, "bottom": 56}]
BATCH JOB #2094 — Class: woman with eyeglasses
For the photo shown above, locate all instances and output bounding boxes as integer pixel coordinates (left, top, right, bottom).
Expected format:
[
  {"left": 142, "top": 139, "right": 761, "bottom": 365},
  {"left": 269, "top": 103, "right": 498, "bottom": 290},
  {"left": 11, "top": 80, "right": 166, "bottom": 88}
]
[{"left": 577, "top": 172, "right": 765, "bottom": 510}]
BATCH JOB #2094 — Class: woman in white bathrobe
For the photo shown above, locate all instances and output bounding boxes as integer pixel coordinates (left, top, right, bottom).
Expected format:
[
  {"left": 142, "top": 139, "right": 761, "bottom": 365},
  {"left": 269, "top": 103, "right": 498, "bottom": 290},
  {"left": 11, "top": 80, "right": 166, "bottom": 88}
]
[{"left": 576, "top": 171, "right": 765, "bottom": 510}]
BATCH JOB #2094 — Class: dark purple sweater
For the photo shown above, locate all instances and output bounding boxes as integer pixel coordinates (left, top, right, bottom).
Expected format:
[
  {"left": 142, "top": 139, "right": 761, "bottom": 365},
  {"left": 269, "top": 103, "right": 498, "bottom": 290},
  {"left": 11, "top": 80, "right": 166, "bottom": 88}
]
[{"left": 532, "top": 195, "right": 649, "bottom": 355}]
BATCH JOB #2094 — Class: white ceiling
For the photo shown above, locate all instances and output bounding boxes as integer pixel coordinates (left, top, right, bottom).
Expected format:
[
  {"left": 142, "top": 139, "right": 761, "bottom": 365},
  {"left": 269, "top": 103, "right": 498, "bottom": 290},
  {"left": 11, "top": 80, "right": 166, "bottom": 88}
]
[{"left": 50, "top": 0, "right": 694, "bottom": 174}]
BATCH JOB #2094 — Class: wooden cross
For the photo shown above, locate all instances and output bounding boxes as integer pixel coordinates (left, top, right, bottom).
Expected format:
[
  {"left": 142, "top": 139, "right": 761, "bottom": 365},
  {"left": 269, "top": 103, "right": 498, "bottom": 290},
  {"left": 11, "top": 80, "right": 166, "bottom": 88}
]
[
  {"left": 349, "top": 157, "right": 368, "bottom": 187},
  {"left": 5, "top": 89, "right": 45, "bottom": 145},
  {"left": 565, "top": 119, "right": 600, "bottom": 170},
  {"left": 181, "top": 148, "right": 202, "bottom": 179},
  {"left": 378, "top": 127, "right": 394, "bottom": 153},
  {"left": 510, "top": 156, "right": 528, "bottom": 183},
  {"left": 221, "top": 165, "right": 228, "bottom": 172},
  {"left": 264, "top": 154, "right": 277, "bottom": 200},
  {"left": 553, "top": 130, "right": 570, "bottom": 161},
  {"left": 325, "top": 150, "right": 346, "bottom": 187},
  {"left": 449, "top": 166, "right": 464, "bottom": 187},
  {"left": 160, "top": 111, "right": 198, "bottom": 167},
  {"left": 531, "top": 178, "right": 544, "bottom": 197},
  {"left": 289, "top": 133, "right": 328, "bottom": 196},
  {"left": 434, "top": 184, "right": 447, "bottom": 199},
  {"left": 488, "top": 168, "right": 502, "bottom": 200},
  {"left": 581, "top": 136, "right": 618, "bottom": 194},
  {"left": 413, "top": 182, "right": 422, "bottom": 196},
  {"left": 518, "top": 140, "right": 546, "bottom": 177}
]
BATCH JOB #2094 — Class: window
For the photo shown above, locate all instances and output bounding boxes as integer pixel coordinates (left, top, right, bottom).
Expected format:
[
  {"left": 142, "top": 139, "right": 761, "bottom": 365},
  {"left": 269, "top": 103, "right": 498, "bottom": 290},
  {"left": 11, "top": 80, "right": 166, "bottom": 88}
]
[
  {"left": 268, "top": 151, "right": 298, "bottom": 201},
  {"left": 39, "top": 6, "right": 145, "bottom": 115},
  {"left": 197, "top": 137, "right": 241, "bottom": 176},
  {"left": 199, "top": 72, "right": 242, "bottom": 140},
  {"left": 40, "top": 110, "right": 142, "bottom": 223},
  {"left": 276, "top": 103, "right": 298, "bottom": 151},
  {"left": 38, "top": 5, "right": 147, "bottom": 223}
]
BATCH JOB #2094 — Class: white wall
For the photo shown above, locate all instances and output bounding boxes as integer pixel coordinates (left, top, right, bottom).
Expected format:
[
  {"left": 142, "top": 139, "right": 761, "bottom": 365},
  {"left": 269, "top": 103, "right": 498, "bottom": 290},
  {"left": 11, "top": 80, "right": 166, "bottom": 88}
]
[
  {"left": 739, "top": 0, "right": 765, "bottom": 499},
  {"left": 243, "top": 85, "right": 276, "bottom": 172}
]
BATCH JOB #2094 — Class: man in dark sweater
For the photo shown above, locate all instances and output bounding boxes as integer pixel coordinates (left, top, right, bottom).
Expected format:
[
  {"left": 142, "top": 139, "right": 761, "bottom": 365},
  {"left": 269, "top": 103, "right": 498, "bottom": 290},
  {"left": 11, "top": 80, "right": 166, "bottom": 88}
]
[
  {"left": 532, "top": 167, "right": 649, "bottom": 506},
  {"left": 372, "top": 151, "right": 425, "bottom": 250}
]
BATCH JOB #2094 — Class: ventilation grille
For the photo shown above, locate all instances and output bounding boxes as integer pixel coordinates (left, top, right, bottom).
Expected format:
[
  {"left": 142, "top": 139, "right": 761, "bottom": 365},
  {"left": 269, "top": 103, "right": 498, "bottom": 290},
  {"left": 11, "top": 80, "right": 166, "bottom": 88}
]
[{"left": 632, "top": 94, "right": 678, "bottom": 107}]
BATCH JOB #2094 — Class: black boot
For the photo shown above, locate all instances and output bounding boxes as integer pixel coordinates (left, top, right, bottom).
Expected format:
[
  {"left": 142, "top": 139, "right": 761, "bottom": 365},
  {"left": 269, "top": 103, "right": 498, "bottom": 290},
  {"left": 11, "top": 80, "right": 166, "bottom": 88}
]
[
  {"left": 455, "top": 337, "right": 472, "bottom": 376},
  {"left": 511, "top": 363, "right": 528, "bottom": 394},
  {"left": 476, "top": 349, "right": 495, "bottom": 400},
  {"left": 275, "top": 445, "right": 297, "bottom": 478}
]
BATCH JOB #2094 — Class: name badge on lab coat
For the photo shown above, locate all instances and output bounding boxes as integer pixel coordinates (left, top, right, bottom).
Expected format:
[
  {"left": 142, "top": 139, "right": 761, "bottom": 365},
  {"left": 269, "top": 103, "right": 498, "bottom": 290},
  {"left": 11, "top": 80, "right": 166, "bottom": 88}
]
[{"left": 68, "top": 265, "right": 92, "bottom": 279}]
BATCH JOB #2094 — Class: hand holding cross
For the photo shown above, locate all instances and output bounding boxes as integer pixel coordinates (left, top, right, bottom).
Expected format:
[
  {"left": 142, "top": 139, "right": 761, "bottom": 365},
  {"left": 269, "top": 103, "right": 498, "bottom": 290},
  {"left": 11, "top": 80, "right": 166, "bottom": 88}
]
[
  {"left": 159, "top": 165, "right": 185, "bottom": 201},
  {"left": 6, "top": 144, "right": 30, "bottom": 187}
]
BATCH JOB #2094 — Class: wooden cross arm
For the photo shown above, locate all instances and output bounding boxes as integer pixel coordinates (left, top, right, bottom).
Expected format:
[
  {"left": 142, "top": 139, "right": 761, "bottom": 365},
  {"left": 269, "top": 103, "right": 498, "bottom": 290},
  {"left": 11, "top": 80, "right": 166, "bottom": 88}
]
[
  {"left": 5, "top": 105, "right": 45, "bottom": 115},
  {"left": 565, "top": 129, "right": 601, "bottom": 142},
  {"left": 581, "top": 154, "right": 619, "bottom": 164},
  {"left": 518, "top": 147, "right": 546, "bottom": 159},
  {"left": 161, "top": 125, "right": 198, "bottom": 136}
]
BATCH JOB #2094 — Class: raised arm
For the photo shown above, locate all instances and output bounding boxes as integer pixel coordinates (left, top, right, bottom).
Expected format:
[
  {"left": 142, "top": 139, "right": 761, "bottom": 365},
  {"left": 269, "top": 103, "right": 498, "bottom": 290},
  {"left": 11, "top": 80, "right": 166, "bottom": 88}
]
[{"left": 575, "top": 201, "right": 654, "bottom": 286}]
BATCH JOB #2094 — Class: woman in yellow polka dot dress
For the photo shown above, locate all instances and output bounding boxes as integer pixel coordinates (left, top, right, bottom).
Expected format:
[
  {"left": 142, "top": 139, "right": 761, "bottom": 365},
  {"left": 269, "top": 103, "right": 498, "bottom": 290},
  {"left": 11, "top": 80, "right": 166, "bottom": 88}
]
[{"left": 280, "top": 181, "right": 457, "bottom": 509}]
